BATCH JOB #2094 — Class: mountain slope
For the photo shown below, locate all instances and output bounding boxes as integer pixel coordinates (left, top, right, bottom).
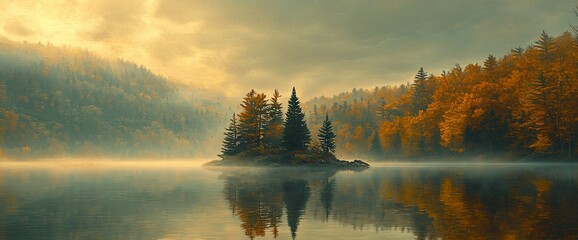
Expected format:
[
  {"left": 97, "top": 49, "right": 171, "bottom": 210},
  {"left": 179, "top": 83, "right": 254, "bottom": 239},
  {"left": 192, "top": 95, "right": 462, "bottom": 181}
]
[{"left": 0, "top": 41, "right": 227, "bottom": 158}]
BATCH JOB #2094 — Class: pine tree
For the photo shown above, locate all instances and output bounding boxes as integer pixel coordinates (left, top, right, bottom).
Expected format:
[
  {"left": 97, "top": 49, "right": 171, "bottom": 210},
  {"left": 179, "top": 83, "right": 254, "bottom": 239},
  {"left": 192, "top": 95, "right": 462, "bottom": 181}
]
[
  {"left": 369, "top": 130, "right": 382, "bottom": 156},
  {"left": 318, "top": 113, "right": 336, "bottom": 156},
  {"left": 573, "top": 6, "right": 578, "bottom": 47},
  {"left": 282, "top": 87, "right": 311, "bottom": 152},
  {"left": 511, "top": 46, "right": 524, "bottom": 57},
  {"left": 411, "top": 67, "right": 431, "bottom": 114},
  {"left": 535, "top": 30, "right": 557, "bottom": 61},
  {"left": 264, "top": 89, "right": 284, "bottom": 150},
  {"left": 312, "top": 104, "right": 319, "bottom": 123},
  {"left": 524, "top": 30, "right": 559, "bottom": 153},
  {"left": 221, "top": 113, "right": 240, "bottom": 156},
  {"left": 483, "top": 54, "right": 497, "bottom": 72},
  {"left": 238, "top": 89, "right": 268, "bottom": 154}
]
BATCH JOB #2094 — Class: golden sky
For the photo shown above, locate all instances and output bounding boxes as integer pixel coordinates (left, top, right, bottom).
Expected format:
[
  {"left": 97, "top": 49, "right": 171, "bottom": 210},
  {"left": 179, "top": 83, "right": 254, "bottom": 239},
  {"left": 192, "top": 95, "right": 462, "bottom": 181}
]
[{"left": 1, "top": 0, "right": 576, "bottom": 100}]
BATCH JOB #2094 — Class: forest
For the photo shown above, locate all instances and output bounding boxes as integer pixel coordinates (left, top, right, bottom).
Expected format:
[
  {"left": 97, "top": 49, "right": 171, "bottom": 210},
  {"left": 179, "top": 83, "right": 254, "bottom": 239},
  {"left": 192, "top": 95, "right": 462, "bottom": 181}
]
[
  {"left": 304, "top": 31, "right": 578, "bottom": 160},
  {"left": 0, "top": 40, "right": 227, "bottom": 158}
]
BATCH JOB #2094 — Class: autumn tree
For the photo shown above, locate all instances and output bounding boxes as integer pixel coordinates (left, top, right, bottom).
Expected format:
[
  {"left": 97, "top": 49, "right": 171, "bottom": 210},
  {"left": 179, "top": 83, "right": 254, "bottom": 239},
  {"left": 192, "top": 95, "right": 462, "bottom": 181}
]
[
  {"left": 238, "top": 89, "right": 269, "bottom": 154},
  {"left": 439, "top": 94, "right": 473, "bottom": 153},
  {"left": 521, "top": 31, "right": 578, "bottom": 157},
  {"left": 518, "top": 31, "right": 559, "bottom": 154},
  {"left": 264, "top": 89, "right": 284, "bottom": 151},
  {"left": 221, "top": 113, "right": 240, "bottom": 156},
  {"left": 283, "top": 87, "right": 311, "bottom": 152},
  {"left": 318, "top": 113, "right": 336, "bottom": 156}
]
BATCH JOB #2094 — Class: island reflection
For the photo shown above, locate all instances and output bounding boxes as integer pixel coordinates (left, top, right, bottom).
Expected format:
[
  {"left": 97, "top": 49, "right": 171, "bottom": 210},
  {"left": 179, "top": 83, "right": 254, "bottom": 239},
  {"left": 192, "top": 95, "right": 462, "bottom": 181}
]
[
  {"left": 0, "top": 165, "right": 577, "bottom": 239},
  {"left": 219, "top": 166, "right": 578, "bottom": 239},
  {"left": 221, "top": 168, "right": 332, "bottom": 239}
]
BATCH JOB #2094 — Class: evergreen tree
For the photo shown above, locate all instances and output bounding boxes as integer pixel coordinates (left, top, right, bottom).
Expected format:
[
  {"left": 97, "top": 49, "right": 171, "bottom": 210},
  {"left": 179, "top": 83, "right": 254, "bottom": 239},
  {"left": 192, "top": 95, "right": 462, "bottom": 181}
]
[
  {"left": 221, "top": 113, "right": 239, "bottom": 156},
  {"left": 318, "top": 113, "right": 336, "bottom": 155},
  {"left": 483, "top": 54, "right": 497, "bottom": 72},
  {"left": 264, "top": 89, "right": 284, "bottom": 150},
  {"left": 282, "top": 87, "right": 311, "bottom": 152},
  {"left": 369, "top": 130, "right": 382, "bottom": 156},
  {"left": 312, "top": 104, "right": 319, "bottom": 123},
  {"left": 511, "top": 46, "right": 524, "bottom": 57},
  {"left": 238, "top": 89, "right": 268, "bottom": 154},
  {"left": 573, "top": 6, "right": 578, "bottom": 35},
  {"left": 411, "top": 67, "right": 431, "bottom": 114},
  {"left": 535, "top": 30, "right": 557, "bottom": 61}
]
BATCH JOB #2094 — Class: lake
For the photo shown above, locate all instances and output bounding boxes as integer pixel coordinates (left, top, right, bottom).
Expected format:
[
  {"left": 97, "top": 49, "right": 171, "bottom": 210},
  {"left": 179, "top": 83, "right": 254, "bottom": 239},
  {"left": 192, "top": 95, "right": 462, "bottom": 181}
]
[{"left": 1, "top": 161, "right": 578, "bottom": 239}]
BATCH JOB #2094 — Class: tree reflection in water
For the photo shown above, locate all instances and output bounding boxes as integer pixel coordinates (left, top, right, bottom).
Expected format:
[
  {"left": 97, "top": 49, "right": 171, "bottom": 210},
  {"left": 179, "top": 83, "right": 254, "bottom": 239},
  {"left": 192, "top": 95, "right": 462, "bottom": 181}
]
[
  {"left": 221, "top": 166, "right": 578, "bottom": 239},
  {"left": 2, "top": 165, "right": 575, "bottom": 239},
  {"left": 221, "top": 167, "right": 336, "bottom": 239}
]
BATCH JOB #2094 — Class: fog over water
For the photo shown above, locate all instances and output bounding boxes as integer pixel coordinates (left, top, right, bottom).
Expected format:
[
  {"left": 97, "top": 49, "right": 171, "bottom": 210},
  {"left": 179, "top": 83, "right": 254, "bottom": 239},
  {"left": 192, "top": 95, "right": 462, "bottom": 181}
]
[{"left": 1, "top": 160, "right": 578, "bottom": 239}]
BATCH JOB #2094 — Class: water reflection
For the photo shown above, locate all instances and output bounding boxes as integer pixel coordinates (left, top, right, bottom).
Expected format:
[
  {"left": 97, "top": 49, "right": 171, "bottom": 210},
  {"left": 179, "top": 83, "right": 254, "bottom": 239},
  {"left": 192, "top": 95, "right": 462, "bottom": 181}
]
[
  {"left": 0, "top": 168, "right": 225, "bottom": 239},
  {"left": 0, "top": 164, "right": 578, "bottom": 239},
  {"left": 219, "top": 165, "right": 578, "bottom": 239},
  {"left": 373, "top": 167, "right": 578, "bottom": 239},
  {"left": 221, "top": 168, "right": 336, "bottom": 239}
]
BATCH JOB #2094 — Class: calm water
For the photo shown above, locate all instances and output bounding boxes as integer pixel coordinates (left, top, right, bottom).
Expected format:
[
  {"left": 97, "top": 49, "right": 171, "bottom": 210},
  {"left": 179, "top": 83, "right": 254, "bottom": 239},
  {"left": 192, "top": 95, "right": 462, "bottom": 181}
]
[{"left": 1, "top": 162, "right": 578, "bottom": 239}]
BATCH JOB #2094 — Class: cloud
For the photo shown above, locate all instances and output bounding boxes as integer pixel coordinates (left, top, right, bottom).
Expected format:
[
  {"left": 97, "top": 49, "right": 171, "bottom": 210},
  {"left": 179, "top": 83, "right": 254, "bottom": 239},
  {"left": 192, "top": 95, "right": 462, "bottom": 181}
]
[
  {"left": 79, "top": 0, "right": 148, "bottom": 41},
  {"left": 3, "top": 19, "right": 34, "bottom": 36},
  {"left": 0, "top": 0, "right": 576, "bottom": 101}
]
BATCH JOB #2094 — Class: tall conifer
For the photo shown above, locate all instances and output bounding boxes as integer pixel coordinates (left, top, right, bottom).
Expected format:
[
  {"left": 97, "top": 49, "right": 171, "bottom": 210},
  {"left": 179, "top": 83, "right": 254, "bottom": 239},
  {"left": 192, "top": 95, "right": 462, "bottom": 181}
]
[
  {"left": 282, "top": 87, "right": 311, "bottom": 151},
  {"left": 318, "top": 113, "right": 336, "bottom": 155},
  {"left": 411, "top": 67, "right": 431, "bottom": 114},
  {"left": 221, "top": 113, "right": 239, "bottom": 156},
  {"left": 264, "top": 89, "right": 284, "bottom": 150}
]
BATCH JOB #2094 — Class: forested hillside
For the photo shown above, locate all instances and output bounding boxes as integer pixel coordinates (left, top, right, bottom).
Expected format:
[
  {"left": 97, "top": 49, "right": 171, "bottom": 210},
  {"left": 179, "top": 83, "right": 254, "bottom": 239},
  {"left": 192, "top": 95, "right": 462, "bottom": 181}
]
[
  {"left": 305, "top": 31, "right": 578, "bottom": 160},
  {"left": 0, "top": 40, "right": 227, "bottom": 158}
]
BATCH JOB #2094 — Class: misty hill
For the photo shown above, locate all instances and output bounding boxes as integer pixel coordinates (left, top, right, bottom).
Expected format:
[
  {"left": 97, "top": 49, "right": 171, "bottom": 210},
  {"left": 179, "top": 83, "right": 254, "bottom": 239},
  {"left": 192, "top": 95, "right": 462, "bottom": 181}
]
[
  {"left": 304, "top": 31, "right": 578, "bottom": 160},
  {"left": 0, "top": 40, "right": 227, "bottom": 158}
]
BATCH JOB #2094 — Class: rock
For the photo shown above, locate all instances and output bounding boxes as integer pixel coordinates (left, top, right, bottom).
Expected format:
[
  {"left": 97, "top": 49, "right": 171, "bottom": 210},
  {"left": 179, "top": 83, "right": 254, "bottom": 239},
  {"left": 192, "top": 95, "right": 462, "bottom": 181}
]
[
  {"left": 350, "top": 160, "right": 370, "bottom": 168},
  {"left": 204, "top": 153, "right": 370, "bottom": 169},
  {"left": 202, "top": 160, "right": 222, "bottom": 166}
]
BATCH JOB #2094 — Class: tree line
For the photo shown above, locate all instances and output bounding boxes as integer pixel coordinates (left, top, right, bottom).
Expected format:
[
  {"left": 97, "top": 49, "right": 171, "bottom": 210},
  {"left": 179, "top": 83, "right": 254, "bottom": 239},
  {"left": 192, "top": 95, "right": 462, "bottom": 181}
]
[
  {"left": 221, "top": 87, "right": 337, "bottom": 158},
  {"left": 304, "top": 30, "right": 578, "bottom": 160}
]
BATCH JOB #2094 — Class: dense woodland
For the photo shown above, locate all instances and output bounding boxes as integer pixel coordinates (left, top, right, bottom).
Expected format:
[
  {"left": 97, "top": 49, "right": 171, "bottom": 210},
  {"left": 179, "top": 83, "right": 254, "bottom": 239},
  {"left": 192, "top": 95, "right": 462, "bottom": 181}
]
[
  {"left": 304, "top": 31, "right": 578, "bottom": 160},
  {"left": 0, "top": 40, "right": 227, "bottom": 158}
]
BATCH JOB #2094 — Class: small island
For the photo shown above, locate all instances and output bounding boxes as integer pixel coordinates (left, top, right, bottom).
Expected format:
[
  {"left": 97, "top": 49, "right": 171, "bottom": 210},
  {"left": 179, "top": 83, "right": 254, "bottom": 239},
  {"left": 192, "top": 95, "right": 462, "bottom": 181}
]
[{"left": 205, "top": 87, "right": 370, "bottom": 169}]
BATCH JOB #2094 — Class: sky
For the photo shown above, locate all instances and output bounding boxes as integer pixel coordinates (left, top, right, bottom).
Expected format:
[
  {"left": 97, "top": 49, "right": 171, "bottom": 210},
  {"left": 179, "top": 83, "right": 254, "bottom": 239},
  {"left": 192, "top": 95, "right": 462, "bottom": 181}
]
[{"left": 1, "top": 0, "right": 577, "bottom": 101}]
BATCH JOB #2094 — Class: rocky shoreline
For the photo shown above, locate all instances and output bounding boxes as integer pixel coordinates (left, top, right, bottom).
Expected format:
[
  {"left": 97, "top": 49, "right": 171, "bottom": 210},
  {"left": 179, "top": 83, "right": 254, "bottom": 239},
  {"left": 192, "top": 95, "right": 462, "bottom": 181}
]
[{"left": 204, "top": 153, "right": 370, "bottom": 169}]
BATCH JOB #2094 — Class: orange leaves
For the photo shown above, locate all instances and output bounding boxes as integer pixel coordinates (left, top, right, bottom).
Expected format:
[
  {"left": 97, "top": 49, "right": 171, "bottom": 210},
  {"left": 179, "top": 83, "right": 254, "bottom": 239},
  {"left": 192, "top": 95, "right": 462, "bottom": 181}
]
[
  {"left": 529, "top": 134, "right": 552, "bottom": 152},
  {"left": 439, "top": 94, "right": 474, "bottom": 153},
  {"left": 378, "top": 119, "right": 400, "bottom": 153},
  {"left": 238, "top": 89, "right": 269, "bottom": 153}
]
